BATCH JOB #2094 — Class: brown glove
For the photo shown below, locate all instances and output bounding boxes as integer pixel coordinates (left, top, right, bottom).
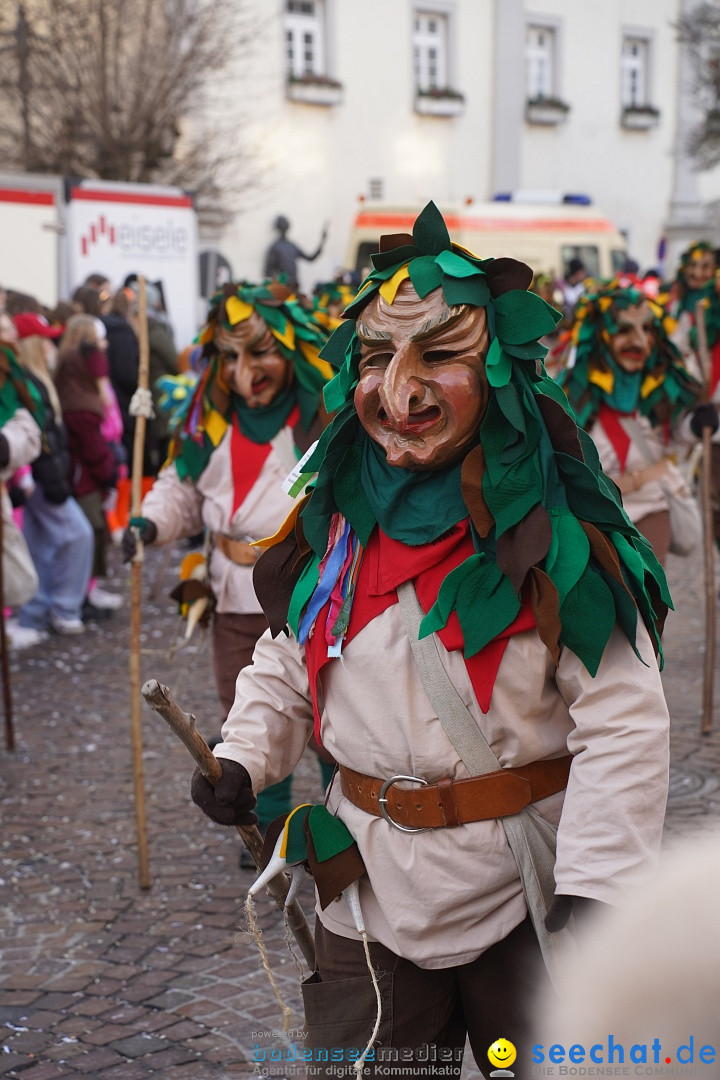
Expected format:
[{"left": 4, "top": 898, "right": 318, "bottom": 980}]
[{"left": 190, "top": 759, "right": 257, "bottom": 826}]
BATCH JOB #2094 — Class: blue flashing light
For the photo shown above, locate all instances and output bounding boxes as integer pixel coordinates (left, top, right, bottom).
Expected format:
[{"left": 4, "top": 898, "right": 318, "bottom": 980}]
[
  {"left": 493, "top": 192, "right": 512, "bottom": 201},
  {"left": 562, "top": 193, "right": 592, "bottom": 205}
]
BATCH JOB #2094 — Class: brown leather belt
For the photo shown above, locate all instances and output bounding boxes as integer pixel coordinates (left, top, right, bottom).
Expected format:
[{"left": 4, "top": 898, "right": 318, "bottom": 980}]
[
  {"left": 339, "top": 755, "right": 572, "bottom": 831},
  {"left": 213, "top": 534, "right": 259, "bottom": 566}
]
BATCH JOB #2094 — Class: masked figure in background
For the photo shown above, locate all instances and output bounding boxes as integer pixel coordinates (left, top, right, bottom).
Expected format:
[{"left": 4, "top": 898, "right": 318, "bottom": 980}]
[
  {"left": 124, "top": 282, "right": 336, "bottom": 855},
  {"left": 558, "top": 280, "right": 710, "bottom": 565},
  {"left": 666, "top": 242, "right": 720, "bottom": 547},
  {"left": 190, "top": 205, "right": 673, "bottom": 1077}
]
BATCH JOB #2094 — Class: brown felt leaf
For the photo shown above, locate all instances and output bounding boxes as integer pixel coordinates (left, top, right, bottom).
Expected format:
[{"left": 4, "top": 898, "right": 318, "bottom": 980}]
[
  {"left": 536, "top": 394, "right": 584, "bottom": 461},
  {"left": 253, "top": 532, "right": 309, "bottom": 637},
  {"left": 305, "top": 822, "right": 366, "bottom": 910},
  {"left": 379, "top": 233, "right": 414, "bottom": 252},
  {"left": 579, "top": 520, "right": 629, "bottom": 591},
  {"left": 529, "top": 567, "right": 561, "bottom": 665},
  {"left": 265, "top": 282, "right": 294, "bottom": 304},
  {"left": 259, "top": 813, "right": 291, "bottom": 871},
  {"left": 484, "top": 257, "right": 534, "bottom": 296},
  {"left": 496, "top": 503, "right": 552, "bottom": 594},
  {"left": 461, "top": 444, "right": 494, "bottom": 538},
  {"left": 168, "top": 579, "right": 209, "bottom": 605}
]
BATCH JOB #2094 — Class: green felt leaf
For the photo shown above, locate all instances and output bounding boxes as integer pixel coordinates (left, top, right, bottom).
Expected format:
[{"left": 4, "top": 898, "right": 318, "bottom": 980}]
[
  {"left": 287, "top": 553, "right": 321, "bottom": 636},
  {"left": 442, "top": 273, "right": 492, "bottom": 308},
  {"left": 308, "top": 804, "right": 356, "bottom": 862},
  {"left": 484, "top": 337, "right": 511, "bottom": 388},
  {"left": 495, "top": 383, "right": 527, "bottom": 436},
  {"left": 343, "top": 285, "right": 380, "bottom": 319},
  {"left": 319, "top": 319, "right": 356, "bottom": 368},
  {"left": 598, "top": 568, "right": 642, "bottom": 664},
  {"left": 435, "top": 249, "right": 486, "bottom": 279},
  {"left": 491, "top": 464, "right": 543, "bottom": 537},
  {"left": 412, "top": 201, "right": 452, "bottom": 255},
  {"left": 559, "top": 567, "right": 617, "bottom": 676},
  {"left": 419, "top": 556, "right": 483, "bottom": 637},
  {"left": 495, "top": 291, "right": 561, "bottom": 345},
  {"left": 323, "top": 363, "right": 353, "bottom": 413},
  {"left": 285, "top": 805, "right": 313, "bottom": 864},
  {"left": 503, "top": 340, "right": 548, "bottom": 361},
  {"left": 371, "top": 244, "right": 419, "bottom": 271},
  {"left": 545, "top": 510, "right": 590, "bottom": 606},
  {"left": 408, "top": 256, "right": 444, "bottom": 298},
  {"left": 459, "top": 563, "right": 521, "bottom": 657},
  {"left": 333, "top": 444, "right": 376, "bottom": 546}
]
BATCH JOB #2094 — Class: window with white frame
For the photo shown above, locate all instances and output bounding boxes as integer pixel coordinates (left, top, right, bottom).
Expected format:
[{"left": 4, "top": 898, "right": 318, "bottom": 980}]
[
  {"left": 525, "top": 24, "right": 556, "bottom": 100},
  {"left": 413, "top": 11, "right": 449, "bottom": 92},
  {"left": 285, "top": 0, "right": 325, "bottom": 80},
  {"left": 621, "top": 35, "right": 650, "bottom": 108}
]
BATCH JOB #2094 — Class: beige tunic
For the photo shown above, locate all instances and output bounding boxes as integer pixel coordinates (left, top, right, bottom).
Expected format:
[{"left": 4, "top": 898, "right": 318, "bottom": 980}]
[
  {"left": 216, "top": 602, "right": 669, "bottom": 969},
  {"left": 588, "top": 414, "right": 691, "bottom": 524},
  {"left": 140, "top": 425, "right": 298, "bottom": 614}
]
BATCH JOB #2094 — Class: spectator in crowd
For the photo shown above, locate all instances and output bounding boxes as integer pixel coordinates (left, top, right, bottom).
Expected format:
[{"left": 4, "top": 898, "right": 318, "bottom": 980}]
[
  {"left": 11, "top": 317, "right": 94, "bottom": 637},
  {"left": 559, "top": 257, "right": 588, "bottom": 322},
  {"left": 55, "top": 315, "right": 122, "bottom": 616},
  {"left": 0, "top": 334, "right": 43, "bottom": 650},
  {"left": 102, "top": 289, "right": 139, "bottom": 468},
  {"left": 127, "top": 279, "right": 178, "bottom": 475}
]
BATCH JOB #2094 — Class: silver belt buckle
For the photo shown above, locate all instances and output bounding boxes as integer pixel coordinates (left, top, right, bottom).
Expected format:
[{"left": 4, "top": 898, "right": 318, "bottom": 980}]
[{"left": 378, "top": 774, "right": 429, "bottom": 833}]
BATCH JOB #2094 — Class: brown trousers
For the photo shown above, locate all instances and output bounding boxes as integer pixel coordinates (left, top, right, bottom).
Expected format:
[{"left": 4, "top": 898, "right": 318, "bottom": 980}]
[
  {"left": 211, "top": 610, "right": 269, "bottom": 719},
  {"left": 302, "top": 917, "right": 548, "bottom": 1079}
]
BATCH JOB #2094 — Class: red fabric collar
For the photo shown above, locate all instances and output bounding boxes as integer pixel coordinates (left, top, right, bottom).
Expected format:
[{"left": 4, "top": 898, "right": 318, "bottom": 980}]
[
  {"left": 304, "top": 519, "right": 536, "bottom": 743},
  {"left": 230, "top": 404, "right": 300, "bottom": 516},
  {"left": 597, "top": 403, "right": 633, "bottom": 472}
]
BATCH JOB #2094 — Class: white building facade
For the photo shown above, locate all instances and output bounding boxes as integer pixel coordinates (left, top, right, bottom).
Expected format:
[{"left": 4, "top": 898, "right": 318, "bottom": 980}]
[{"left": 202, "top": 0, "right": 718, "bottom": 295}]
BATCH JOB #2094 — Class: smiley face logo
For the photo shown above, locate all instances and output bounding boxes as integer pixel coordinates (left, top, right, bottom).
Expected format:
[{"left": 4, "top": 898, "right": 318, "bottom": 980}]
[{"left": 488, "top": 1039, "right": 517, "bottom": 1071}]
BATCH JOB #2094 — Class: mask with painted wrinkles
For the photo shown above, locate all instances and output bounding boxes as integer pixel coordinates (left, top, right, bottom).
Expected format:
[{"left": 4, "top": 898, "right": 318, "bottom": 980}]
[
  {"left": 354, "top": 281, "right": 490, "bottom": 471},
  {"left": 607, "top": 302, "right": 653, "bottom": 374},
  {"left": 214, "top": 310, "right": 292, "bottom": 408}
]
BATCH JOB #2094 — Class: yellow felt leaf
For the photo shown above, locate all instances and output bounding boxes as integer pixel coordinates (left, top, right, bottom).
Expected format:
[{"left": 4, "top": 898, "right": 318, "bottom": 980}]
[
  {"left": 379, "top": 265, "right": 410, "bottom": 305},
  {"left": 180, "top": 552, "right": 206, "bottom": 580},
  {"left": 300, "top": 341, "right": 334, "bottom": 381},
  {"left": 204, "top": 408, "right": 228, "bottom": 447},
  {"left": 279, "top": 803, "right": 313, "bottom": 858},
  {"left": 272, "top": 320, "right": 295, "bottom": 351},
  {"left": 225, "top": 297, "right": 254, "bottom": 325},
  {"left": 589, "top": 367, "right": 614, "bottom": 394},
  {"left": 641, "top": 372, "right": 663, "bottom": 399},
  {"left": 599, "top": 297, "right": 613, "bottom": 312},
  {"left": 253, "top": 501, "right": 302, "bottom": 549}
]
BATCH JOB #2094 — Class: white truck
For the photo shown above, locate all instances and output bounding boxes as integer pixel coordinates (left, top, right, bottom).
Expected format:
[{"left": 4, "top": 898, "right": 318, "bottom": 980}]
[{"left": 0, "top": 173, "right": 202, "bottom": 348}]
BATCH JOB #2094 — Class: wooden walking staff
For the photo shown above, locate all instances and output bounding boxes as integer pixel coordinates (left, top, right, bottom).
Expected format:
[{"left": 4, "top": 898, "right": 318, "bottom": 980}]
[
  {"left": 0, "top": 497, "right": 14, "bottom": 752},
  {"left": 129, "top": 276, "right": 152, "bottom": 887},
  {"left": 694, "top": 300, "right": 716, "bottom": 734},
  {"left": 141, "top": 679, "right": 317, "bottom": 970}
]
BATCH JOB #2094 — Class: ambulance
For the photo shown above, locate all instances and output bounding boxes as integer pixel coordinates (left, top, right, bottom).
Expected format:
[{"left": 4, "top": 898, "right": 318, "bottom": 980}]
[{"left": 346, "top": 194, "right": 627, "bottom": 284}]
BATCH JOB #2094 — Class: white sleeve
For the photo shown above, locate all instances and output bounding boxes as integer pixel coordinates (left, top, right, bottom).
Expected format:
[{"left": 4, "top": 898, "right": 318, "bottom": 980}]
[
  {"left": 140, "top": 463, "right": 204, "bottom": 542},
  {"left": 553, "top": 622, "right": 669, "bottom": 904},
  {"left": 215, "top": 628, "right": 314, "bottom": 793}
]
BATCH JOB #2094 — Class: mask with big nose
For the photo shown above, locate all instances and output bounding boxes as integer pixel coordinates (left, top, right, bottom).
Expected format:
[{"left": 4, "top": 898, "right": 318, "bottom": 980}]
[
  {"left": 353, "top": 281, "right": 490, "bottom": 471},
  {"left": 214, "top": 310, "right": 292, "bottom": 409}
]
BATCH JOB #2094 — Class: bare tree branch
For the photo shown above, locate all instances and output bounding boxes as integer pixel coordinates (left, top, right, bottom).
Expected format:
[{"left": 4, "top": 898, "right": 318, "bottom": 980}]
[{"left": 0, "top": 0, "right": 261, "bottom": 226}]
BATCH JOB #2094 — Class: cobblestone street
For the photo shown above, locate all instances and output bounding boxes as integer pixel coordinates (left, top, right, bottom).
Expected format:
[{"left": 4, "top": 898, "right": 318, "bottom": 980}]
[{"left": 1, "top": 540, "right": 719, "bottom": 1079}]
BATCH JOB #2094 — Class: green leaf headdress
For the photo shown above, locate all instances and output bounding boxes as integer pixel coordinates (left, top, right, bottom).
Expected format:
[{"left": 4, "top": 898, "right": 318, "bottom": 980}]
[
  {"left": 559, "top": 278, "right": 699, "bottom": 429},
  {"left": 255, "top": 203, "right": 671, "bottom": 676},
  {"left": 168, "top": 281, "right": 333, "bottom": 481}
]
